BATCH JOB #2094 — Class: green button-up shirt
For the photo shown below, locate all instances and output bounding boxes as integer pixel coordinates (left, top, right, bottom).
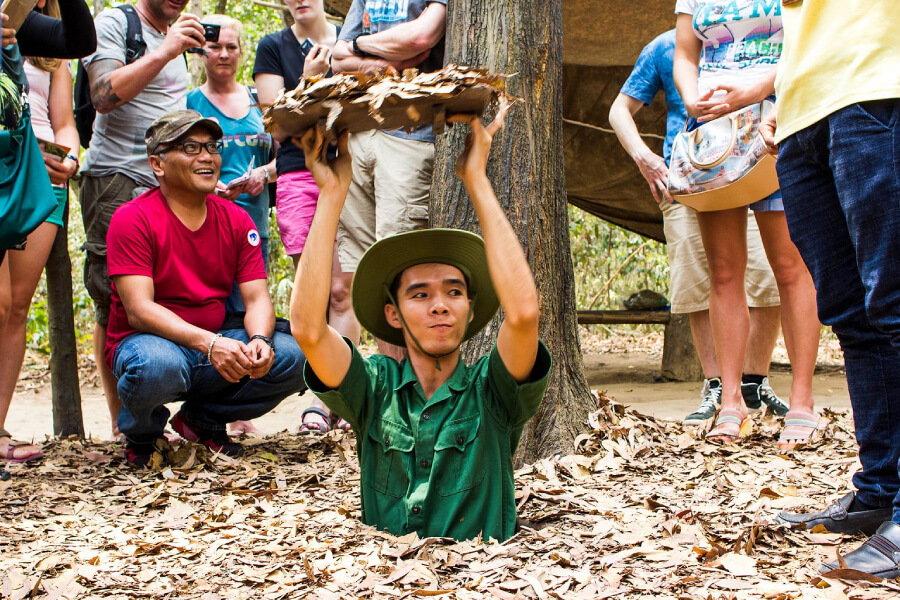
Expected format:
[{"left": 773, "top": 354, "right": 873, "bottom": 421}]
[{"left": 304, "top": 339, "right": 552, "bottom": 542}]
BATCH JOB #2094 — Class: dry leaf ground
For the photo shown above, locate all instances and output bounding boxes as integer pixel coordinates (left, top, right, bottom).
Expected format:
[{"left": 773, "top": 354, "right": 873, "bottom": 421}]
[{"left": 2, "top": 391, "right": 897, "bottom": 600}]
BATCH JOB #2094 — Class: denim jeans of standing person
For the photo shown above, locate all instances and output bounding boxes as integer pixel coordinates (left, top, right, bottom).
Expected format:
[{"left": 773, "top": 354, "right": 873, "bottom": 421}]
[
  {"left": 113, "top": 328, "right": 306, "bottom": 443},
  {"left": 777, "top": 98, "right": 900, "bottom": 523}
]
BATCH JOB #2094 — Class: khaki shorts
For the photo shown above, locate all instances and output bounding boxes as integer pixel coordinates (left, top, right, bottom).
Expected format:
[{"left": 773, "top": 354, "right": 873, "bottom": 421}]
[
  {"left": 337, "top": 130, "right": 433, "bottom": 272},
  {"left": 80, "top": 173, "right": 149, "bottom": 324},
  {"left": 662, "top": 201, "right": 780, "bottom": 314}
]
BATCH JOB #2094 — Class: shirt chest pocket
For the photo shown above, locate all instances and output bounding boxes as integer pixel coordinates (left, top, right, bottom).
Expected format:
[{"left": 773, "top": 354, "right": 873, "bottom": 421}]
[
  {"left": 434, "top": 414, "right": 485, "bottom": 497},
  {"left": 366, "top": 417, "right": 415, "bottom": 499}
]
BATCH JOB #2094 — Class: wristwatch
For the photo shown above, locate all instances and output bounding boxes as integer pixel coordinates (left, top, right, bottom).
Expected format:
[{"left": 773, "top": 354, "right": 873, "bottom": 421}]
[
  {"left": 352, "top": 35, "right": 368, "bottom": 57},
  {"left": 250, "top": 334, "right": 275, "bottom": 351}
]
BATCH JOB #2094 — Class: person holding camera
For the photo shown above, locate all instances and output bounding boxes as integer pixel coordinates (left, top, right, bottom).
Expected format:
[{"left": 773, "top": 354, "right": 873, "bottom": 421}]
[
  {"left": 79, "top": 0, "right": 204, "bottom": 439},
  {"left": 187, "top": 14, "right": 275, "bottom": 311}
]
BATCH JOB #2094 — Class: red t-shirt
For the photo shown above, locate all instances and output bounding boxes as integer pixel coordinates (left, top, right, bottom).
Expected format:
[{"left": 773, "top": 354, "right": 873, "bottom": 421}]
[{"left": 105, "top": 188, "right": 266, "bottom": 366}]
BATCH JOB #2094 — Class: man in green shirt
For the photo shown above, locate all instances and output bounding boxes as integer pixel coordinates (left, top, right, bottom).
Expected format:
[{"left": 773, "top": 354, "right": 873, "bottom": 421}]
[{"left": 291, "top": 107, "right": 551, "bottom": 541}]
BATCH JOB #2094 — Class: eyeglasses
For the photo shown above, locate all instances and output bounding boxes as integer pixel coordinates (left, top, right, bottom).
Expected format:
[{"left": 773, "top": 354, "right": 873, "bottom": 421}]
[{"left": 156, "top": 140, "right": 224, "bottom": 156}]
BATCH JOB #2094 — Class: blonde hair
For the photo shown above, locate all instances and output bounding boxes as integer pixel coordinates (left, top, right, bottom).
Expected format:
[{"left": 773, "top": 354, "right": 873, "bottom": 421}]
[
  {"left": 27, "top": 0, "right": 62, "bottom": 72},
  {"left": 203, "top": 14, "right": 244, "bottom": 53}
]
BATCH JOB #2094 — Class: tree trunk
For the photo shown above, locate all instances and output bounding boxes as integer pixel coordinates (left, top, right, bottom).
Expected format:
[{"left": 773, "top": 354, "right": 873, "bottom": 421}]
[
  {"left": 46, "top": 203, "right": 84, "bottom": 437},
  {"left": 188, "top": 0, "right": 204, "bottom": 87},
  {"left": 215, "top": 0, "right": 228, "bottom": 16},
  {"left": 430, "top": 0, "right": 594, "bottom": 464}
]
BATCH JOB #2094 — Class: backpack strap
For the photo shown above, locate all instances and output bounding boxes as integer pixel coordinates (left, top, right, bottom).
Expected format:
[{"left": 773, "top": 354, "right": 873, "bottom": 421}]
[{"left": 116, "top": 5, "right": 147, "bottom": 65}]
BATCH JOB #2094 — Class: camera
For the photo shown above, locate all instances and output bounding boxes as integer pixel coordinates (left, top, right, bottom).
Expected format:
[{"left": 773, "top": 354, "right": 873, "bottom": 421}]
[{"left": 186, "top": 23, "right": 221, "bottom": 54}]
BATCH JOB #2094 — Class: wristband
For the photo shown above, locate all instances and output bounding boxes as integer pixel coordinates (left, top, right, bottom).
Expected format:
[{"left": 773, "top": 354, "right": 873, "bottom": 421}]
[
  {"left": 250, "top": 334, "right": 275, "bottom": 351},
  {"left": 65, "top": 154, "right": 80, "bottom": 171},
  {"left": 207, "top": 333, "right": 223, "bottom": 362},
  {"left": 352, "top": 35, "right": 368, "bottom": 57}
]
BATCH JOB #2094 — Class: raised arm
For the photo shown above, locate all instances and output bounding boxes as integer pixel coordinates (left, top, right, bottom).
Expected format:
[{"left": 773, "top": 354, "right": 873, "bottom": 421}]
[
  {"left": 451, "top": 107, "right": 540, "bottom": 382},
  {"left": 88, "top": 14, "right": 204, "bottom": 114},
  {"left": 290, "top": 128, "right": 353, "bottom": 388},
  {"left": 609, "top": 93, "right": 672, "bottom": 204}
]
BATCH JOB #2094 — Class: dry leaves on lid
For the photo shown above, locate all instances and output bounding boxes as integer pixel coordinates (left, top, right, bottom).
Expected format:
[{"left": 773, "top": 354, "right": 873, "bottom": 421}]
[
  {"left": 1, "top": 392, "right": 898, "bottom": 599},
  {"left": 262, "top": 65, "right": 509, "bottom": 138}
]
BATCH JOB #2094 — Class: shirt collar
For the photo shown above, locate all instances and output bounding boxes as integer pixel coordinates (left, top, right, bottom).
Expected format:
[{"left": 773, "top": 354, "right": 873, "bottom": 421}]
[{"left": 394, "top": 355, "right": 470, "bottom": 394}]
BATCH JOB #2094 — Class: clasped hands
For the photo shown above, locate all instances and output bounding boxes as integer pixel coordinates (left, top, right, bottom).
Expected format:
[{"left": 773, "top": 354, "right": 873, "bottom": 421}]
[{"left": 209, "top": 335, "right": 274, "bottom": 383}]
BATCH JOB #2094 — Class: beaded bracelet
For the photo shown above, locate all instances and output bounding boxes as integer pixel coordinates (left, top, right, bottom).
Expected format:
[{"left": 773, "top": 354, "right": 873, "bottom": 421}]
[{"left": 207, "top": 333, "right": 223, "bottom": 363}]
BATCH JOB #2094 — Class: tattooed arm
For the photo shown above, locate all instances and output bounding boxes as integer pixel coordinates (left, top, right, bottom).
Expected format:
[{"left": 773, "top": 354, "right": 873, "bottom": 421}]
[{"left": 87, "top": 13, "right": 204, "bottom": 114}]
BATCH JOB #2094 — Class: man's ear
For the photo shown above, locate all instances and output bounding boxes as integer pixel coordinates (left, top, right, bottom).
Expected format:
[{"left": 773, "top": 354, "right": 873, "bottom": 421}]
[
  {"left": 384, "top": 303, "right": 403, "bottom": 330},
  {"left": 148, "top": 154, "right": 165, "bottom": 179},
  {"left": 468, "top": 297, "right": 474, "bottom": 324}
]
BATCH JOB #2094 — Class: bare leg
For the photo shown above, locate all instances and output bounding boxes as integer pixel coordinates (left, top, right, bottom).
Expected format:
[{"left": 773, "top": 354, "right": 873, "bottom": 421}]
[
  {"left": 94, "top": 323, "right": 122, "bottom": 438},
  {"left": 0, "top": 223, "right": 57, "bottom": 458},
  {"left": 754, "top": 211, "right": 819, "bottom": 414},
  {"left": 744, "top": 305, "right": 781, "bottom": 375},
  {"left": 688, "top": 309, "right": 719, "bottom": 379},
  {"left": 696, "top": 207, "right": 750, "bottom": 419}
]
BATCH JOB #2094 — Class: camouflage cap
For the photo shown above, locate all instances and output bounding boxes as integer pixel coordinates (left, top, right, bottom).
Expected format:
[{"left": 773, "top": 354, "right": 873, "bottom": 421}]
[{"left": 144, "top": 110, "right": 223, "bottom": 155}]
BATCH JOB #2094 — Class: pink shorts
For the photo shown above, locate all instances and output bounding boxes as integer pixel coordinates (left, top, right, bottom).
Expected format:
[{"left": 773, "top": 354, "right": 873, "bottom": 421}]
[{"left": 275, "top": 170, "right": 320, "bottom": 256}]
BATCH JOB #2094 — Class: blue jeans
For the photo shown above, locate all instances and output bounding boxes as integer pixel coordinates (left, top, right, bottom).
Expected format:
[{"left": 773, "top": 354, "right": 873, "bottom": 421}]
[
  {"left": 113, "top": 328, "right": 305, "bottom": 443},
  {"left": 225, "top": 239, "right": 269, "bottom": 313},
  {"left": 777, "top": 98, "right": 900, "bottom": 522}
]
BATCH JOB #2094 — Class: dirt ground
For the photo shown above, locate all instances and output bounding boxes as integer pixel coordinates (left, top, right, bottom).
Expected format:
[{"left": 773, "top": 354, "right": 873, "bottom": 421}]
[{"left": 5, "top": 330, "right": 850, "bottom": 441}]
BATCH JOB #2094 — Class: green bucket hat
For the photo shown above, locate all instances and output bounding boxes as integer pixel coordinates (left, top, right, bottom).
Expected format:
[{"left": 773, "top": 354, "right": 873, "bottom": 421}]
[{"left": 352, "top": 228, "right": 500, "bottom": 348}]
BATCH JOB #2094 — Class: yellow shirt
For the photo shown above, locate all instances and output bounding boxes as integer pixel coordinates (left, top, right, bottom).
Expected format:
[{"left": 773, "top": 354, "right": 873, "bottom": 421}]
[{"left": 774, "top": 1, "right": 900, "bottom": 143}]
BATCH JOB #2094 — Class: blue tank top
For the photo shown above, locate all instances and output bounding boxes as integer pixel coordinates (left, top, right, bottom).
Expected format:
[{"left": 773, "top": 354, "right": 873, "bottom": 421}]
[{"left": 187, "top": 87, "right": 273, "bottom": 238}]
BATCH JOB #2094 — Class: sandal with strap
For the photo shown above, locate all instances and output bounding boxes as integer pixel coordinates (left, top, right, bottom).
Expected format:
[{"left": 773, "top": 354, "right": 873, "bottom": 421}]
[
  {"left": 777, "top": 410, "right": 821, "bottom": 452},
  {"left": 0, "top": 428, "right": 43, "bottom": 463},
  {"left": 331, "top": 415, "right": 352, "bottom": 433},
  {"left": 298, "top": 407, "right": 332, "bottom": 435},
  {"left": 706, "top": 408, "right": 753, "bottom": 444}
]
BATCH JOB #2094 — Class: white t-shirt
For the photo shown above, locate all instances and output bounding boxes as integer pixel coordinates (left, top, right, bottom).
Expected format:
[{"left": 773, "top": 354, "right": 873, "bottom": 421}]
[
  {"left": 23, "top": 60, "right": 53, "bottom": 142},
  {"left": 82, "top": 8, "right": 189, "bottom": 187},
  {"left": 675, "top": 0, "right": 782, "bottom": 96}
]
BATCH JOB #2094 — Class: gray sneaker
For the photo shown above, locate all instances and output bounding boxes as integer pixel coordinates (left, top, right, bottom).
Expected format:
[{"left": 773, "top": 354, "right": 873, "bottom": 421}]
[
  {"left": 683, "top": 378, "right": 722, "bottom": 425},
  {"left": 741, "top": 376, "right": 789, "bottom": 416}
]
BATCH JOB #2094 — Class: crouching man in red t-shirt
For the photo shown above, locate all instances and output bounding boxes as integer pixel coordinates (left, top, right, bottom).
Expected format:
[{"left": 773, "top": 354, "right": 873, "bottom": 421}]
[{"left": 105, "top": 110, "right": 306, "bottom": 467}]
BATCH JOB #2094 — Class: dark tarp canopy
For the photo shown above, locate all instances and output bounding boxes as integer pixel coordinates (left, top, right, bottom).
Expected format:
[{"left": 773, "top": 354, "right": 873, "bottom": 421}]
[{"left": 562, "top": 0, "right": 676, "bottom": 243}]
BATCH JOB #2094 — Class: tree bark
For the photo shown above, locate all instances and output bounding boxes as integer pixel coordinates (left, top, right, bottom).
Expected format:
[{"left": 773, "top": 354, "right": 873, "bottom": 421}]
[
  {"left": 430, "top": 0, "right": 594, "bottom": 464},
  {"left": 46, "top": 203, "right": 84, "bottom": 437}
]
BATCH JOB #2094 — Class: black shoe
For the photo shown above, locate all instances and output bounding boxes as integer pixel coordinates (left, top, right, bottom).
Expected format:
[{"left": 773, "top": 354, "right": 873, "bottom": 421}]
[
  {"left": 124, "top": 440, "right": 157, "bottom": 468},
  {"left": 170, "top": 411, "right": 244, "bottom": 457},
  {"left": 741, "top": 377, "right": 789, "bottom": 416},
  {"left": 820, "top": 521, "right": 900, "bottom": 579},
  {"left": 776, "top": 491, "right": 893, "bottom": 536}
]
